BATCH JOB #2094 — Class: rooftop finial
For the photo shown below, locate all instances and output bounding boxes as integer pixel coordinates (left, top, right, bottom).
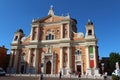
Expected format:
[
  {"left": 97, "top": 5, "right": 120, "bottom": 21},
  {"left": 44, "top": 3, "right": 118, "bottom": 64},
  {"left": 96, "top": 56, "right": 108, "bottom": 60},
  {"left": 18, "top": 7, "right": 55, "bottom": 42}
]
[
  {"left": 32, "top": 18, "right": 35, "bottom": 22},
  {"left": 48, "top": 5, "right": 54, "bottom": 16},
  {"left": 88, "top": 19, "right": 91, "bottom": 22},
  {"left": 86, "top": 19, "right": 93, "bottom": 25},
  {"left": 50, "top": 5, "right": 53, "bottom": 10},
  {"left": 67, "top": 13, "right": 70, "bottom": 18}
]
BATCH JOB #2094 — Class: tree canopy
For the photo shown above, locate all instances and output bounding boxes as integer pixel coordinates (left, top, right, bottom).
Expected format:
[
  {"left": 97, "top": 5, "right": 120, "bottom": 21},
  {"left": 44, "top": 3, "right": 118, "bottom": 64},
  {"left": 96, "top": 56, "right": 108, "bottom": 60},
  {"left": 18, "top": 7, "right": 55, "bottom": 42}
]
[{"left": 109, "top": 52, "right": 120, "bottom": 71}]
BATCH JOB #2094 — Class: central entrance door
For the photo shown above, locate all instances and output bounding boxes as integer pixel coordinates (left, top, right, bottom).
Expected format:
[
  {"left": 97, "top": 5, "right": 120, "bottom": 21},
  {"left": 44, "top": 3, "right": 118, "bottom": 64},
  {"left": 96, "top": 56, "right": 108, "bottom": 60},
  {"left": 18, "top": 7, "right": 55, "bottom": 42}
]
[
  {"left": 46, "top": 61, "right": 51, "bottom": 74},
  {"left": 20, "top": 65, "right": 24, "bottom": 74},
  {"left": 77, "top": 65, "right": 81, "bottom": 73}
]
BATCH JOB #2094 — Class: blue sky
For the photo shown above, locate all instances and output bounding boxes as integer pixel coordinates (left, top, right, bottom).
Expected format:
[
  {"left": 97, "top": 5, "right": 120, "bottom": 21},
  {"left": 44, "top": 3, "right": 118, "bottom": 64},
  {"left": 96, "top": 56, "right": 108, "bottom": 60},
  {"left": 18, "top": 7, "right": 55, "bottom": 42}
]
[{"left": 0, "top": 0, "right": 120, "bottom": 58}]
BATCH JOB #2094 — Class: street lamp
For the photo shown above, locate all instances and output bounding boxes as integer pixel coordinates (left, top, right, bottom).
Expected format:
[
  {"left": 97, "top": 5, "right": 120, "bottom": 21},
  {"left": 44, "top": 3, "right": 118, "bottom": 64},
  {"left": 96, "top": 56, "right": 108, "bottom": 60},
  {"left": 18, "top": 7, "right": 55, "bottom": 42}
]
[{"left": 101, "top": 63, "right": 104, "bottom": 75}]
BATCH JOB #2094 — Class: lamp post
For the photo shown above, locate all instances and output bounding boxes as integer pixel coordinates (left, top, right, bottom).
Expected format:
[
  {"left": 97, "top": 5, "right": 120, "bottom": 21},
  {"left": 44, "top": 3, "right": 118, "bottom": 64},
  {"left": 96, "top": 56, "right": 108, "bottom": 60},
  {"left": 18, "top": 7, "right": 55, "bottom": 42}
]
[{"left": 101, "top": 63, "right": 104, "bottom": 75}]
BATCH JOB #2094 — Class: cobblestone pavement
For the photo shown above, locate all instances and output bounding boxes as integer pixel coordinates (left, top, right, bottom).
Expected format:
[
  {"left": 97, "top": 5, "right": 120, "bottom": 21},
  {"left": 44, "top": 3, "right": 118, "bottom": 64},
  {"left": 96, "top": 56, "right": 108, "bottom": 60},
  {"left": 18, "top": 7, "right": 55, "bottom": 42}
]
[{"left": 0, "top": 76, "right": 111, "bottom": 80}]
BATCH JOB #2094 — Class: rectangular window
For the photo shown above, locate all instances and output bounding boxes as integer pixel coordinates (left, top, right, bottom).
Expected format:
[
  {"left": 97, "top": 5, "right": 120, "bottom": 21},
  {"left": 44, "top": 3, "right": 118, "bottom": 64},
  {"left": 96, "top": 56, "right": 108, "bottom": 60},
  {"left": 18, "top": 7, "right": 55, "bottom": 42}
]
[
  {"left": 52, "top": 35, "right": 54, "bottom": 40},
  {"left": 49, "top": 34, "right": 51, "bottom": 40},
  {"left": 89, "top": 46, "right": 93, "bottom": 54},
  {"left": 46, "top": 35, "right": 48, "bottom": 40}
]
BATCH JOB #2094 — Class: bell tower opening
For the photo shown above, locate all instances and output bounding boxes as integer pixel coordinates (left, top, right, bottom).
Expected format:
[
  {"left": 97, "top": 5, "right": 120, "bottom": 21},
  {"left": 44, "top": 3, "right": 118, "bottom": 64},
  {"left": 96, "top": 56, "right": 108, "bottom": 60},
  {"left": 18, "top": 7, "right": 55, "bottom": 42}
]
[{"left": 88, "top": 30, "right": 92, "bottom": 35}]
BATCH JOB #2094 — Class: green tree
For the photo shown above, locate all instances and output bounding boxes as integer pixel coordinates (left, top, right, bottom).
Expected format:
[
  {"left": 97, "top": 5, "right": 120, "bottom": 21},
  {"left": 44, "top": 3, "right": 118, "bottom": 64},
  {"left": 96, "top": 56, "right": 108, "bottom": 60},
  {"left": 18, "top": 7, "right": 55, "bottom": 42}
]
[{"left": 109, "top": 52, "right": 120, "bottom": 72}]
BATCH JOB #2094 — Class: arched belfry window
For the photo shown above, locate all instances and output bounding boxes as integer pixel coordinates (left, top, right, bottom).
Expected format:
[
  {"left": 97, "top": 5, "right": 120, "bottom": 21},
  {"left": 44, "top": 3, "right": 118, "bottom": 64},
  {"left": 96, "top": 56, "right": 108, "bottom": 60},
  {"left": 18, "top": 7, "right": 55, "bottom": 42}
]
[
  {"left": 46, "top": 30, "right": 54, "bottom": 40},
  {"left": 88, "top": 30, "right": 92, "bottom": 35},
  {"left": 14, "top": 36, "right": 18, "bottom": 41}
]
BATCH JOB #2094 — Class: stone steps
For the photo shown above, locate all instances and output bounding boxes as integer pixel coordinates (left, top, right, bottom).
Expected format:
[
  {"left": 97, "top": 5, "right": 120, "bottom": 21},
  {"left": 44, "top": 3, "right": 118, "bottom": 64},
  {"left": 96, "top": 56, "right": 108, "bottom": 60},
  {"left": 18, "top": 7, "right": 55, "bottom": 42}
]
[{"left": 0, "top": 76, "right": 104, "bottom": 80}]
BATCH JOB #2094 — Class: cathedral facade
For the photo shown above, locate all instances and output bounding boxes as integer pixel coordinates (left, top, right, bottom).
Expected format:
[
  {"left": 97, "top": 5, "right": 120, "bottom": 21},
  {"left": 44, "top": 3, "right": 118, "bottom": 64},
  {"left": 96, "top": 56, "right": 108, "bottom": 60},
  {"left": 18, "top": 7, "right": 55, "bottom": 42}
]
[{"left": 8, "top": 6, "right": 99, "bottom": 75}]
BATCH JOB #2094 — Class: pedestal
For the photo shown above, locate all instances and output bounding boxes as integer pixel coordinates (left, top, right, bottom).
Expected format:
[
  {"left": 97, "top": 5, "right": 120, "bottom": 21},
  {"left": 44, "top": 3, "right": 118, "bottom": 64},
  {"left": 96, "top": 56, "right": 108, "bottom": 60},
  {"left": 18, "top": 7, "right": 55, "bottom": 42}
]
[{"left": 94, "top": 68, "right": 100, "bottom": 76}]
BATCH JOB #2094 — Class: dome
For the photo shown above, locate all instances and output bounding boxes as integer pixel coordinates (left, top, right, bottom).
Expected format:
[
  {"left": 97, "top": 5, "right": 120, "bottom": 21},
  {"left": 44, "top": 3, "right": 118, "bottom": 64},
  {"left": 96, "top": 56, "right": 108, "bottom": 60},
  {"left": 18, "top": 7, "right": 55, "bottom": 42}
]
[{"left": 17, "top": 28, "right": 24, "bottom": 33}]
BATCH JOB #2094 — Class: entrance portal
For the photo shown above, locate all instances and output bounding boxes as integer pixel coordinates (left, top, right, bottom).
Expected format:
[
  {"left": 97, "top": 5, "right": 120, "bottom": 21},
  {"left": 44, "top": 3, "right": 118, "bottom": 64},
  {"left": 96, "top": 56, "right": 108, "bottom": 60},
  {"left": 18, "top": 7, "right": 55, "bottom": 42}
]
[
  {"left": 46, "top": 61, "right": 51, "bottom": 74},
  {"left": 77, "top": 65, "right": 81, "bottom": 73},
  {"left": 20, "top": 65, "right": 24, "bottom": 74}
]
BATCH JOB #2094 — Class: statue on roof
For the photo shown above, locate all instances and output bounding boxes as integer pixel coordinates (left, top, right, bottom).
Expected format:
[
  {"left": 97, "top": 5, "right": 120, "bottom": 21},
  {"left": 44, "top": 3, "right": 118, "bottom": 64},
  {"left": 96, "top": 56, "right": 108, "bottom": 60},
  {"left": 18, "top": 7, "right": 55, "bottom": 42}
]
[{"left": 48, "top": 5, "right": 55, "bottom": 16}]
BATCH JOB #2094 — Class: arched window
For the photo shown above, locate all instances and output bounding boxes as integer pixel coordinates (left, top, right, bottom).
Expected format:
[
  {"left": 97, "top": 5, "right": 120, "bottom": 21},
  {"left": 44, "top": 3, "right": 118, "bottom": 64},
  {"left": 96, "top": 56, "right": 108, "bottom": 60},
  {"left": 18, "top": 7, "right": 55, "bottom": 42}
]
[
  {"left": 88, "top": 30, "right": 92, "bottom": 35},
  {"left": 46, "top": 30, "right": 54, "bottom": 40},
  {"left": 76, "top": 50, "right": 82, "bottom": 55},
  {"left": 14, "top": 36, "right": 18, "bottom": 41}
]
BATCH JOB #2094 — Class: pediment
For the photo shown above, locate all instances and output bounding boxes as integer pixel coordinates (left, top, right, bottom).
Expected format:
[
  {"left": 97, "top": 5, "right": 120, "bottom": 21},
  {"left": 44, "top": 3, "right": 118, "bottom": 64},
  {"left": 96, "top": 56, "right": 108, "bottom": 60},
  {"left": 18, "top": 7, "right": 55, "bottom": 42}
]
[{"left": 33, "top": 15, "right": 69, "bottom": 24}]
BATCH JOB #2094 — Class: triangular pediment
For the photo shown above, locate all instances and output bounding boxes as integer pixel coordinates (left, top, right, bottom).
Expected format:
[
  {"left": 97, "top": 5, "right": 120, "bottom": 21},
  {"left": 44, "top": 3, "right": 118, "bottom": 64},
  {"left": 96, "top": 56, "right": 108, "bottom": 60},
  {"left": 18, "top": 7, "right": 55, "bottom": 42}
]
[{"left": 33, "top": 15, "right": 70, "bottom": 24}]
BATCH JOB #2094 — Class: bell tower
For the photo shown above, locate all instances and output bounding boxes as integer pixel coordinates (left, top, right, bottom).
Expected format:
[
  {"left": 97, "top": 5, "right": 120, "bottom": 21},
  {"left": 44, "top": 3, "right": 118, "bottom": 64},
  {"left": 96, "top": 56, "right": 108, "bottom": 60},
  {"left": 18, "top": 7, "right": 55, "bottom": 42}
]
[
  {"left": 85, "top": 19, "right": 96, "bottom": 39},
  {"left": 13, "top": 28, "right": 25, "bottom": 44}
]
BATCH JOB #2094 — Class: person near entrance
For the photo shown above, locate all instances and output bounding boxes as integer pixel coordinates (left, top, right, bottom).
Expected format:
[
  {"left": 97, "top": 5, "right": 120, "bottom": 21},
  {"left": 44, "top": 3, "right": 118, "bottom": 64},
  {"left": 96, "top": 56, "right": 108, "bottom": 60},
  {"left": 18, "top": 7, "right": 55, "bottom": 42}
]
[
  {"left": 59, "top": 71, "right": 62, "bottom": 79},
  {"left": 40, "top": 63, "right": 44, "bottom": 80},
  {"left": 78, "top": 72, "right": 81, "bottom": 80},
  {"left": 40, "top": 73, "right": 43, "bottom": 80}
]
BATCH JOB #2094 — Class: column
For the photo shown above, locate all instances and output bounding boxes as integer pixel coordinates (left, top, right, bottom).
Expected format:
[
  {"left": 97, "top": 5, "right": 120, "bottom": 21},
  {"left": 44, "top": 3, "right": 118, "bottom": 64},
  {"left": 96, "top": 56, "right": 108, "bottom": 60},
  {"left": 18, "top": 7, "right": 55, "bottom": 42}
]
[
  {"left": 51, "top": 60, "right": 53, "bottom": 74},
  {"left": 53, "top": 54, "right": 56, "bottom": 74},
  {"left": 33, "top": 49, "right": 35, "bottom": 67},
  {"left": 61, "top": 25, "right": 63, "bottom": 39},
  {"left": 41, "top": 52, "right": 45, "bottom": 73},
  {"left": 67, "top": 47, "right": 71, "bottom": 74},
  {"left": 93, "top": 46, "right": 99, "bottom": 76},
  {"left": 81, "top": 54, "right": 84, "bottom": 75},
  {"left": 68, "top": 23, "right": 71, "bottom": 38},
  {"left": 27, "top": 48, "right": 31, "bottom": 73},
  {"left": 52, "top": 54, "right": 56, "bottom": 74},
  {"left": 35, "top": 48, "right": 39, "bottom": 73},
  {"left": 9, "top": 50, "right": 13, "bottom": 67},
  {"left": 93, "top": 46, "right": 97, "bottom": 68},
  {"left": 13, "top": 49, "right": 19, "bottom": 73},
  {"left": 60, "top": 47, "right": 63, "bottom": 74},
  {"left": 86, "top": 46, "right": 90, "bottom": 69},
  {"left": 36, "top": 26, "right": 39, "bottom": 41},
  {"left": 30, "top": 27, "right": 33, "bottom": 40},
  {"left": 51, "top": 54, "right": 54, "bottom": 74}
]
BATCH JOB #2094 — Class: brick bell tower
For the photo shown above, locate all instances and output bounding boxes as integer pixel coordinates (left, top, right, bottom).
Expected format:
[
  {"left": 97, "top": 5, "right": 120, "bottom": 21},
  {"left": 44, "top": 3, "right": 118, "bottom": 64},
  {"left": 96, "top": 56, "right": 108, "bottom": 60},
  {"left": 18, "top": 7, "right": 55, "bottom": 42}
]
[{"left": 85, "top": 19, "right": 99, "bottom": 76}]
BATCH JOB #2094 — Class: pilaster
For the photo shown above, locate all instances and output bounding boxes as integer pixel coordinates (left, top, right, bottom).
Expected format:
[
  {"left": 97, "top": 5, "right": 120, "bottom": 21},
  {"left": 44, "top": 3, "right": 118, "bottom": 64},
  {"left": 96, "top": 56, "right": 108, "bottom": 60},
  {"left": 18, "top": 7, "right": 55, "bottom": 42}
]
[
  {"left": 60, "top": 47, "right": 63, "bottom": 74},
  {"left": 26, "top": 48, "right": 31, "bottom": 73},
  {"left": 41, "top": 52, "right": 45, "bottom": 73},
  {"left": 67, "top": 46, "right": 72, "bottom": 74},
  {"left": 9, "top": 50, "right": 13, "bottom": 67},
  {"left": 13, "top": 49, "right": 19, "bottom": 73},
  {"left": 35, "top": 48, "right": 39, "bottom": 73},
  {"left": 86, "top": 46, "right": 90, "bottom": 69},
  {"left": 61, "top": 24, "right": 63, "bottom": 39},
  {"left": 93, "top": 46, "right": 97, "bottom": 68},
  {"left": 36, "top": 26, "right": 39, "bottom": 41},
  {"left": 30, "top": 28, "right": 33, "bottom": 41}
]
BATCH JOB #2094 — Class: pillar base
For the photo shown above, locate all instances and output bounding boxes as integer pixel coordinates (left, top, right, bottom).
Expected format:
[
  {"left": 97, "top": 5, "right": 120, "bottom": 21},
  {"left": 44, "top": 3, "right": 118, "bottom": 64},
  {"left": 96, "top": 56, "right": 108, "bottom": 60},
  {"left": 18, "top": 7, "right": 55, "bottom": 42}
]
[
  {"left": 94, "top": 68, "right": 100, "bottom": 76},
  {"left": 86, "top": 68, "right": 92, "bottom": 76},
  {"left": 26, "top": 67, "right": 36, "bottom": 74},
  {"left": 7, "top": 67, "right": 16, "bottom": 74},
  {"left": 66, "top": 68, "right": 72, "bottom": 75},
  {"left": 86, "top": 68, "right": 100, "bottom": 76}
]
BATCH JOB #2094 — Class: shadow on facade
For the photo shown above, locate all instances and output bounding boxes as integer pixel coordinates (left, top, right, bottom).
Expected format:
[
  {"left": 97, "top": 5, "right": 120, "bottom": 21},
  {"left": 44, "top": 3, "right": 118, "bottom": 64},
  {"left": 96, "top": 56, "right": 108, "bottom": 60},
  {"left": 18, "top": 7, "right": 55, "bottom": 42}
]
[{"left": 7, "top": 55, "right": 37, "bottom": 74}]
